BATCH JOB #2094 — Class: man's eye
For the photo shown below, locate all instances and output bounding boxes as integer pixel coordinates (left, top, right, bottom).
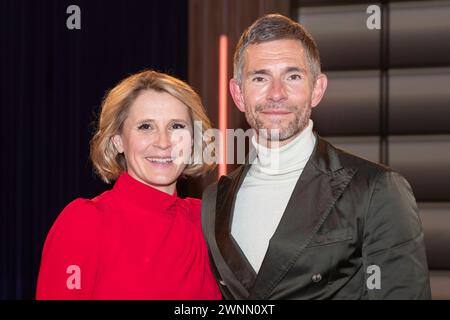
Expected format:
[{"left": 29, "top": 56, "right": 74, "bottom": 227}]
[
  {"left": 252, "top": 76, "right": 266, "bottom": 82},
  {"left": 172, "top": 123, "right": 186, "bottom": 130},
  {"left": 138, "top": 123, "right": 152, "bottom": 130},
  {"left": 288, "top": 74, "right": 302, "bottom": 80}
]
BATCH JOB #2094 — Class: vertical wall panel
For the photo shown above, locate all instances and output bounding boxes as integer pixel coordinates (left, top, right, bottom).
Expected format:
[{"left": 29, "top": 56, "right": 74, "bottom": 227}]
[
  {"left": 390, "top": 1, "right": 450, "bottom": 67},
  {"left": 389, "top": 67, "right": 450, "bottom": 134},
  {"left": 389, "top": 135, "right": 450, "bottom": 202},
  {"left": 297, "top": 4, "right": 381, "bottom": 70}
]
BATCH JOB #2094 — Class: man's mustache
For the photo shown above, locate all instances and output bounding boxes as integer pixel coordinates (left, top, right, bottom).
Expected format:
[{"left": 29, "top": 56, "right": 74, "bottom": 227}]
[{"left": 254, "top": 103, "right": 297, "bottom": 113}]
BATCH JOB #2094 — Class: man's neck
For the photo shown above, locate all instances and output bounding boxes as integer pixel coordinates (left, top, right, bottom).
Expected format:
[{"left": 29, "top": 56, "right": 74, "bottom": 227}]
[
  {"left": 250, "top": 120, "right": 316, "bottom": 173},
  {"left": 255, "top": 123, "right": 309, "bottom": 149}
]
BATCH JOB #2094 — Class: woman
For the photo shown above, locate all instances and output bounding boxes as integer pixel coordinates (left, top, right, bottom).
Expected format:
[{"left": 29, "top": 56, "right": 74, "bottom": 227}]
[{"left": 36, "top": 70, "right": 221, "bottom": 300}]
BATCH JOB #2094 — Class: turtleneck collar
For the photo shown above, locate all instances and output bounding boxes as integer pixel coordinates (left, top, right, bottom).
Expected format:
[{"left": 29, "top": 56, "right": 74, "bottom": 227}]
[
  {"left": 112, "top": 172, "right": 179, "bottom": 211},
  {"left": 250, "top": 119, "right": 316, "bottom": 176}
]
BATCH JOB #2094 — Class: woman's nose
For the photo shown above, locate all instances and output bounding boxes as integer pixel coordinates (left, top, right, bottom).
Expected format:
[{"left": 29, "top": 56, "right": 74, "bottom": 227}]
[{"left": 153, "top": 130, "right": 172, "bottom": 150}]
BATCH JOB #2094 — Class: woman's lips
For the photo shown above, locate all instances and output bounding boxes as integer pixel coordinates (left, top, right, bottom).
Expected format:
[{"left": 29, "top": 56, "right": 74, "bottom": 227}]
[{"left": 145, "top": 157, "right": 175, "bottom": 168}]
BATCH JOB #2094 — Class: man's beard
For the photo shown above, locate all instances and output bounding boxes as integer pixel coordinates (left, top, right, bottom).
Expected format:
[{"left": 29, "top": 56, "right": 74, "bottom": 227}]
[{"left": 245, "top": 102, "right": 312, "bottom": 142}]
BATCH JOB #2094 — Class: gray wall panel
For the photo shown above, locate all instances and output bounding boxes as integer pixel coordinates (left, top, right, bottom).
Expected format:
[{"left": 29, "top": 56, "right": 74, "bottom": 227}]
[
  {"left": 313, "top": 70, "right": 380, "bottom": 136},
  {"left": 419, "top": 202, "right": 450, "bottom": 269},
  {"left": 389, "top": 135, "right": 450, "bottom": 201},
  {"left": 297, "top": 4, "right": 381, "bottom": 70},
  {"left": 389, "top": 67, "right": 450, "bottom": 134},
  {"left": 390, "top": 1, "right": 450, "bottom": 67}
]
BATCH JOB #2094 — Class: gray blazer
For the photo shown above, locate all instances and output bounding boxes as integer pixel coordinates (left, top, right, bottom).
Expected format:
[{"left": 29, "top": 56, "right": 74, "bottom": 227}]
[{"left": 201, "top": 134, "right": 431, "bottom": 299}]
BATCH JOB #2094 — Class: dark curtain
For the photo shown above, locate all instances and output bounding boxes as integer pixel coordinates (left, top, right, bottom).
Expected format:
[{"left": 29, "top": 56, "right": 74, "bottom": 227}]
[{"left": 0, "top": 0, "right": 188, "bottom": 299}]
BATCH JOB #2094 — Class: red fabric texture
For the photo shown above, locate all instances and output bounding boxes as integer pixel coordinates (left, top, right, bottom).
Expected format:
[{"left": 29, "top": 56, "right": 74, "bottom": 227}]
[{"left": 36, "top": 172, "right": 221, "bottom": 300}]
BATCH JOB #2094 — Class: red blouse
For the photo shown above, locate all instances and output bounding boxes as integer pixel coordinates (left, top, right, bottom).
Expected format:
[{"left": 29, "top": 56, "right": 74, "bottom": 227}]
[{"left": 36, "top": 172, "right": 222, "bottom": 300}]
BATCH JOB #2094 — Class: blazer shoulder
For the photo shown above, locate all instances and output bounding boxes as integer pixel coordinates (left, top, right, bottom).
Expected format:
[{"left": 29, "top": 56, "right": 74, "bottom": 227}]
[
  {"left": 203, "top": 180, "right": 219, "bottom": 193},
  {"left": 324, "top": 140, "right": 417, "bottom": 197},
  {"left": 326, "top": 140, "right": 393, "bottom": 177},
  {"left": 202, "top": 164, "right": 245, "bottom": 197},
  {"left": 225, "top": 164, "right": 246, "bottom": 180}
]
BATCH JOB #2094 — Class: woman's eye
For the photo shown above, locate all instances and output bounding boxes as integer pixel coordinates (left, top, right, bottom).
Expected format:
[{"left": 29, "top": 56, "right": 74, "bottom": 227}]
[
  {"left": 138, "top": 123, "right": 152, "bottom": 130},
  {"left": 172, "top": 123, "right": 186, "bottom": 130}
]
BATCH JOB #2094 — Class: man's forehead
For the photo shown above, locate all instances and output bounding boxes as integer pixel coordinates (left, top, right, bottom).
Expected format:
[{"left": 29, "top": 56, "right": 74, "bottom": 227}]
[
  {"left": 245, "top": 39, "right": 305, "bottom": 56},
  {"left": 243, "top": 39, "right": 307, "bottom": 71}
]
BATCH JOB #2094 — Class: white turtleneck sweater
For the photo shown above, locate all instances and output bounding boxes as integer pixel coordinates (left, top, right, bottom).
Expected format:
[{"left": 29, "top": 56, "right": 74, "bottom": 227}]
[{"left": 231, "top": 120, "right": 316, "bottom": 273}]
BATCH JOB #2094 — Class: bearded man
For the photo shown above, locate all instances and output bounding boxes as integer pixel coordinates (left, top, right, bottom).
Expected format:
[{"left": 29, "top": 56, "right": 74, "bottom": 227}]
[{"left": 201, "top": 14, "right": 431, "bottom": 300}]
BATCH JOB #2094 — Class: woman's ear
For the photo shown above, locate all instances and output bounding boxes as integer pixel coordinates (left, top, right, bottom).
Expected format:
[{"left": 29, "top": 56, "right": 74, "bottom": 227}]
[{"left": 111, "top": 135, "right": 124, "bottom": 153}]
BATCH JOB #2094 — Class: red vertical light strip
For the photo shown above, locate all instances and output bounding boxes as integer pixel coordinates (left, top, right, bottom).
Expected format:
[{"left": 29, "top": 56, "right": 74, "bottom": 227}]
[{"left": 218, "top": 35, "right": 228, "bottom": 178}]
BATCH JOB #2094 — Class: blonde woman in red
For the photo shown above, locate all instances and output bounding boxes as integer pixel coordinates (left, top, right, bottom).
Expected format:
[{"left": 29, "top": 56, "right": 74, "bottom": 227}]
[{"left": 36, "top": 70, "right": 221, "bottom": 300}]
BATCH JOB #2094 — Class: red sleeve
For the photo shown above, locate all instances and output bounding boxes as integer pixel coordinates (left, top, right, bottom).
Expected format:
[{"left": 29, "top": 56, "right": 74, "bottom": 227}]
[{"left": 36, "top": 198, "right": 103, "bottom": 300}]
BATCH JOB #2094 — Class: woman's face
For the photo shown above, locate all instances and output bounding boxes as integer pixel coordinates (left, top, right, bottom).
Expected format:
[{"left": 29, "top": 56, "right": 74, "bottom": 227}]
[{"left": 113, "top": 90, "right": 193, "bottom": 194}]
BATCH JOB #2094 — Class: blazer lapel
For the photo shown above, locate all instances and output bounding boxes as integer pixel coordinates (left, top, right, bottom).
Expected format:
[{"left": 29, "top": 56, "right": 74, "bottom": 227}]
[
  {"left": 249, "top": 136, "right": 357, "bottom": 299},
  {"left": 215, "top": 163, "right": 258, "bottom": 295}
]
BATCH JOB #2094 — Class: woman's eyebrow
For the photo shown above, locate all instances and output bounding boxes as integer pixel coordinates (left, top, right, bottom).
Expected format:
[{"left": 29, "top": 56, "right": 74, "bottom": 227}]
[{"left": 135, "top": 118, "right": 155, "bottom": 124}]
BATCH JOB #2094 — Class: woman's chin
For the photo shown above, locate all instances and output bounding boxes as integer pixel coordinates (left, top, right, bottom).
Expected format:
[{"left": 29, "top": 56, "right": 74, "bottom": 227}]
[{"left": 143, "top": 176, "right": 178, "bottom": 189}]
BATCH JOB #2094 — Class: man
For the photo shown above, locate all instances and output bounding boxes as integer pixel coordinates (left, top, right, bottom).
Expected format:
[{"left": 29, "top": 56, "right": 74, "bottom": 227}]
[{"left": 201, "top": 14, "right": 431, "bottom": 299}]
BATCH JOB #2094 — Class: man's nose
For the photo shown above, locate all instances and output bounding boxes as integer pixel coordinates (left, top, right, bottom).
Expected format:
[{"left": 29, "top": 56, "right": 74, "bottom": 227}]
[
  {"left": 267, "top": 79, "right": 287, "bottom": 102},
  {"left": 153, "top": 130, "right": 172, "bottom": 150}
]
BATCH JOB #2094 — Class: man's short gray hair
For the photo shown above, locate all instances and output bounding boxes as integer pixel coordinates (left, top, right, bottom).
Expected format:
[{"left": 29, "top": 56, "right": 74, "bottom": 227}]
[{"left": 233, "top": 14, "right": 321, "bottom": 86}]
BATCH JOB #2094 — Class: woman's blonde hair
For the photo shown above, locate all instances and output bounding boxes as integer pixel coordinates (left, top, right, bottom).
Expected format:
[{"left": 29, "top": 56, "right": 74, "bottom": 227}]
[{"left": 90, "top": 70, "right": 214, "bottom": 184}]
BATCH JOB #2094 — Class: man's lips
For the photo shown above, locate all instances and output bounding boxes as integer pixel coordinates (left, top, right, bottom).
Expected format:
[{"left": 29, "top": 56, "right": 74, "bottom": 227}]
[{"left": 260, "top": 109, "right": 292, "bottom": 115}]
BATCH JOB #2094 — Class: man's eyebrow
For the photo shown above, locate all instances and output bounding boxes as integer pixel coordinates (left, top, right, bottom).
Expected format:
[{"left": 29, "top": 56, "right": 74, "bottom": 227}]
[
  {"left": 247, "top": 67, "right": 307, "bottom": 76},
  {"left": 285, "top": 66, "right": 307, "bottom": 74},
  {"left": 247, "top": 69, "right": 270, "bottom": 76}
]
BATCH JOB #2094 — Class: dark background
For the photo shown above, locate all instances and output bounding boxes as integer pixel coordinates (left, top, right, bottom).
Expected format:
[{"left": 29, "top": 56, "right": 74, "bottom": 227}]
[{"left": 0, "top": 0, "right": 188, "bottom": 299}]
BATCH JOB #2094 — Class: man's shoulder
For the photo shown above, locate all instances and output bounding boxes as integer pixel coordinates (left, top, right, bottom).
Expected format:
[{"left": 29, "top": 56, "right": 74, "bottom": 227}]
[
  {"left": 321, "top": 137, "right": 393, "bottom": 178},
  {"left": 202, "top": 165, "right": 245, "bottom": 204},
  {"left": 202, "top": 181, "right": 218, "bottom": 198}
]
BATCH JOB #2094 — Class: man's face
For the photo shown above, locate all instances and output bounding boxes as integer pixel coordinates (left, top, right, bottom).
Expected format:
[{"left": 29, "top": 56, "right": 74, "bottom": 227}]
[{"left": 230, "top": 39, "right": 327, "bottom": 147}]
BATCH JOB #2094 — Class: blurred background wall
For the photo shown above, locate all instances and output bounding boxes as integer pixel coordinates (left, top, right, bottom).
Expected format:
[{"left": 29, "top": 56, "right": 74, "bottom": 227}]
[{"left": 1, "top": 0, "right": 449, "bottom": 299}]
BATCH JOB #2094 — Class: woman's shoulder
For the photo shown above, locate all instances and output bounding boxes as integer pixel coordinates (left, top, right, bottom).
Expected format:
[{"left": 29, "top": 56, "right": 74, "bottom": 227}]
[
  {"left": 37, "top": 195, "right": 110, "bottom": 299},
  {"left": 59, "top": 197, "right": 102, "bottom": 220},
  {"left": 48, "top": 192, "right": 111, "bottom": 241}
]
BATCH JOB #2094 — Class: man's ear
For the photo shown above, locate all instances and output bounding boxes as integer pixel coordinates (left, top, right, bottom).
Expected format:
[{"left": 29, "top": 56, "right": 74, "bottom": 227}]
[
  {"left": 111, "top": 134, "right": 124, "bottom": 153},
  {"left": 311, "top": 73, "right": 328, "bottom": 108},
  {"left": 229, "top": 78, "right": 246, "bottom": 112}
]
